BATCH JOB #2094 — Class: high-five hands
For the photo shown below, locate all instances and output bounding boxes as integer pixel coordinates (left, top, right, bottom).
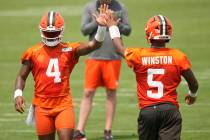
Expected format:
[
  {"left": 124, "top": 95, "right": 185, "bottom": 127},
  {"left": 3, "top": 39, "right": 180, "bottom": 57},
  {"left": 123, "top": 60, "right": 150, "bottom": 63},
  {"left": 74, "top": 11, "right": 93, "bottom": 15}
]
[
  {"left": 93, "top": 4, "right": 109, "bottom": 26},
  {"left": 104, "top": 9, "right": 121, "bottom": 27},
  {"left": 93, "top": 4, "right": 121, "bottom": 27}
]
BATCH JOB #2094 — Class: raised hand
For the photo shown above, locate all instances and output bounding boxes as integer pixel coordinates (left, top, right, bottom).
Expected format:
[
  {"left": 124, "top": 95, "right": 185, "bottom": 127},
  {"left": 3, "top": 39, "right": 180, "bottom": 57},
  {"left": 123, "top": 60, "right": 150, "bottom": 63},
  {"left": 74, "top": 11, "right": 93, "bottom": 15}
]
[
  {"left": 93, "top": 4, "right": 109, "bottom": 26},
  {"left": 104, "top": 9, "right": 121, "bottom": 27}
]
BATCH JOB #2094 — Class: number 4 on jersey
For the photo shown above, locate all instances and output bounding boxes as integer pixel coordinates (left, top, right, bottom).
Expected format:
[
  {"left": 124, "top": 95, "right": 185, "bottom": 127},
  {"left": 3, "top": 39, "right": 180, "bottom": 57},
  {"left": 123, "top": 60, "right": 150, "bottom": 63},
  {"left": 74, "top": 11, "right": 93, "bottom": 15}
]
[{"left": 46, "top": 58, "right": 61, "bottom": 83}]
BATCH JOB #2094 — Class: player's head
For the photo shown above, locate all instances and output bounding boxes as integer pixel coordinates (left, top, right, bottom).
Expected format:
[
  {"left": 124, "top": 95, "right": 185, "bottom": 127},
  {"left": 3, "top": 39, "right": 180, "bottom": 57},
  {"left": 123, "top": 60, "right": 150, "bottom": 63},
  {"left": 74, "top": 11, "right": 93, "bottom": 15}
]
[
  {"left": 39, "top": 11, "right": 64, "bottom": 47},
  {"left": 99, "top": 0, "right": 112, "bottom": 4},
  {"left": 145, "top": 15, "right": 172, "bottom": 44}
]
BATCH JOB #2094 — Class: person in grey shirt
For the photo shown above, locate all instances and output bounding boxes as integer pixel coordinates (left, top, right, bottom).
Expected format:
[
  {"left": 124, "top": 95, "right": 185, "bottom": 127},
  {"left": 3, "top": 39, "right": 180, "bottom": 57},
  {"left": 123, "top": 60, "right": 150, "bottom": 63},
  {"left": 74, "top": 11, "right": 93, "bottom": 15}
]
[{"left": 74, "top": 1, "right": 131, "bottom": 140}]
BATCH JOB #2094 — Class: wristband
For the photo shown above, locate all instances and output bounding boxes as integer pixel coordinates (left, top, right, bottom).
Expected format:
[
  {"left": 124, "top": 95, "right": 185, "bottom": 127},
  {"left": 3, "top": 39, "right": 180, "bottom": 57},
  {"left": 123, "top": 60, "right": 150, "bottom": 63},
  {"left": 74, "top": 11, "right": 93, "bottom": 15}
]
[
  {"left": 14, "top": 89, "right": 23, "bottom": 99},
  {"left": 109, "top": 25, "right": 121, "bottom": 39},
  {"left": 188, "top": 90, "right": 197, "bottom": 97},
  {"left": 95, "top": 26, "right": 106, "bottom": 42}
]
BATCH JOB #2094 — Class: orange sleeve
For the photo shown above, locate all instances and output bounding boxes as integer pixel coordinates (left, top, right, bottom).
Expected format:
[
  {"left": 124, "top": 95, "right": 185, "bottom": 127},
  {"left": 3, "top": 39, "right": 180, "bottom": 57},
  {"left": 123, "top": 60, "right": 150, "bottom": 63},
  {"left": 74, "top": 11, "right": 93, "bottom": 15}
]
[
  {"left": 124, "top": 48, "right": 142, "bottom": 68},
  {"left": 68, "top": 42, "right": 81, "bottom": 63},
  {"left": 69, "top": 42, "right": 81, "bottom": 49},
  {"left": 21, "top": 48, "right": 33, "bottom": 64},
  {"left": 180, "top": 54, "right": 191, "bottom": 71},
  {"left": 174, "top": 49, "right": 192, "bottom": 71}
]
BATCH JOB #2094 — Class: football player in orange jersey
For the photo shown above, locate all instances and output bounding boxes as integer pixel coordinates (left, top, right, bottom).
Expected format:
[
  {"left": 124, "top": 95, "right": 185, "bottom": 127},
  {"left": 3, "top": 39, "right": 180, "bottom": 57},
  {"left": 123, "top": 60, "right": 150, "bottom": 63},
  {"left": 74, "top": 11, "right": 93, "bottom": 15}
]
[
  {"left": 105, "top": 11, "right": 199, "bottom": 140},
  {"left": 13, "top": 5, "right": 109, "bottom": 140}
]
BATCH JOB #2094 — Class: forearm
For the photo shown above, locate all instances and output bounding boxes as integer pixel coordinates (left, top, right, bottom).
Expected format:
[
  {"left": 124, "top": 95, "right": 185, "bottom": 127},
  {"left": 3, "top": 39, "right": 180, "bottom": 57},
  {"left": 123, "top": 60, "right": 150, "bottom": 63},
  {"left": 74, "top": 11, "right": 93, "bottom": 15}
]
[
  {"left": 77, "top": 40, "right": 102, "bottom": 56},
  {"left": 14, "top": 64, "right": 31, "bottom": 91},
  {"left": 118, "top": 8, "right": 131, "bottom": 36},
  {"left": 118, "top": 23, "right": 132, "bottom": 36},
  {"left": 109, "top": 26, "right": 125, "bottom": 57},
  {"left": 188, "top": 77, "right": 199, "bottom": 94},
  {"left": 14, "top": 75, "right": 26, "bottom": 99},
  {"left": 81, "top": 6, "right": 98, "bottom": 36},
  {"left": 15, "top": 76, "right": 26, "bottom": 90},
  {"left": 81, "top": 21, "right": 98, "bottom": 36},
  {"left": 14, "top": 63, "right": 30, "bottom": 113},
  {"left": 76, "top": 26, "right": 106, "bottom": 57},
  {"left": 112, "top": 38, "right": 125, "bottom": 57},
  {"left": 182, "top": 69, "right": 199, "bottom": 94}
]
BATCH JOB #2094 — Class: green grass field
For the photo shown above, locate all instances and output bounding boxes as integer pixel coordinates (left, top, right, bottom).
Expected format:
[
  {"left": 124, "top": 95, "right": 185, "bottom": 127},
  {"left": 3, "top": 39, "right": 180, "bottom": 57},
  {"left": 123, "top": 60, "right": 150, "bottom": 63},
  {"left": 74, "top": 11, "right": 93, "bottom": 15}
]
[{"left": 0, "top": 0, "right": 210, "bottom": 140}]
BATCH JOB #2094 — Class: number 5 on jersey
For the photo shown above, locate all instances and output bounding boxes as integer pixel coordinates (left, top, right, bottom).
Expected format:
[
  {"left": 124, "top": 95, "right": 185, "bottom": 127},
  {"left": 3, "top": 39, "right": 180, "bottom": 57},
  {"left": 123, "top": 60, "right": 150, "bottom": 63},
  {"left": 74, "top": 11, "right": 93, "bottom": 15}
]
[
  {"left": 147, "top": 69, "right": 165, "bottom": 99},
  {"left": 46, "top": 58, "right": 61, "bottom": 83}
]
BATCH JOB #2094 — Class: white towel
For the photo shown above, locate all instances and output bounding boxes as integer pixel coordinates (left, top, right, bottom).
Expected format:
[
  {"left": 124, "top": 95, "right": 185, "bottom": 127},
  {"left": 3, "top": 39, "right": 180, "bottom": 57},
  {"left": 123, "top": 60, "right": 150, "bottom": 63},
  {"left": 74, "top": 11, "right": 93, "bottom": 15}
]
[{"left": 26, "top": 104, "right": 35, "bottom": 126}]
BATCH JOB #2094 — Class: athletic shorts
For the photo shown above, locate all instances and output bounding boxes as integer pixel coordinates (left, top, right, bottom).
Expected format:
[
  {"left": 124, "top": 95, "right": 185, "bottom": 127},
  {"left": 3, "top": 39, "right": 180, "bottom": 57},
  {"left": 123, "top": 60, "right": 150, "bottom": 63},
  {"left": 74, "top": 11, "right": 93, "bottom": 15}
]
[
  {"left": 84, "top": 59, "right": 121, "bottom": 89},
  {"left": 34, "top": 105, "right": 75, "bottom": 135},
  {"left": 138, "top": 103, "right": 182, "bottom": 140}
]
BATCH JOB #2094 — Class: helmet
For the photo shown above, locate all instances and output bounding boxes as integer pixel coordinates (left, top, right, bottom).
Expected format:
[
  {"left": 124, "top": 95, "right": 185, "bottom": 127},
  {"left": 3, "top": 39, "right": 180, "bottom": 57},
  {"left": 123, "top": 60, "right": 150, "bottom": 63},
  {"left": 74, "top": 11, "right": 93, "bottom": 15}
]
[
  {"left": 39, "top": 11, "right": 64, "bottom": 47},
  {"left": 145, "top": 15, "right": 172, "bottom": 44}
]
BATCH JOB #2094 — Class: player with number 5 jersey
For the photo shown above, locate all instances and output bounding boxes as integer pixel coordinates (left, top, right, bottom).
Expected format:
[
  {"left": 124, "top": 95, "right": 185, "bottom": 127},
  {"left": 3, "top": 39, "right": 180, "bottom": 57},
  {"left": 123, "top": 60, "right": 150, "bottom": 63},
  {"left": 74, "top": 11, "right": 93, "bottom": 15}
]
[
  {"left": 105, "top": 12, "right": 199, "bottom": 140},
  {"left": 14, "top": 5, "right": 109, "bottom": 140},
  {"left": 125, "top": 47, "right": 192, "bottom": 109}
]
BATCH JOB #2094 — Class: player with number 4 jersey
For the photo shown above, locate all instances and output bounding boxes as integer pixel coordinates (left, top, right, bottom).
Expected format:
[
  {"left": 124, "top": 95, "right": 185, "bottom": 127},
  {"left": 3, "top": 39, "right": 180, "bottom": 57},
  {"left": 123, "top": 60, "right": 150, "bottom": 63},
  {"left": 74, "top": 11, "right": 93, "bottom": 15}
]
[
  {"left": 21, "top": 42, "right": 81, "bottom": 108},
  {"left": 105, "top": 12, "right": 199, "bottom": 140},
  {"left": 14, "top": 5, "right": 109, "bottom": 140}
]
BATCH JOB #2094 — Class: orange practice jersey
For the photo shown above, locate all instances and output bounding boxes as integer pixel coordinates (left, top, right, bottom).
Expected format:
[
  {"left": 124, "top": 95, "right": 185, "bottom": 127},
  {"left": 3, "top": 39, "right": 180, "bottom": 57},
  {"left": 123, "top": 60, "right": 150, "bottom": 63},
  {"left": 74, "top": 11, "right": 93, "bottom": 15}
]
[
  {"left": 21, "top": 42, "right": 80, "bottom": 108},
  {"left": 124, "top": 48, "right": 191, "bottom": 109}
]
